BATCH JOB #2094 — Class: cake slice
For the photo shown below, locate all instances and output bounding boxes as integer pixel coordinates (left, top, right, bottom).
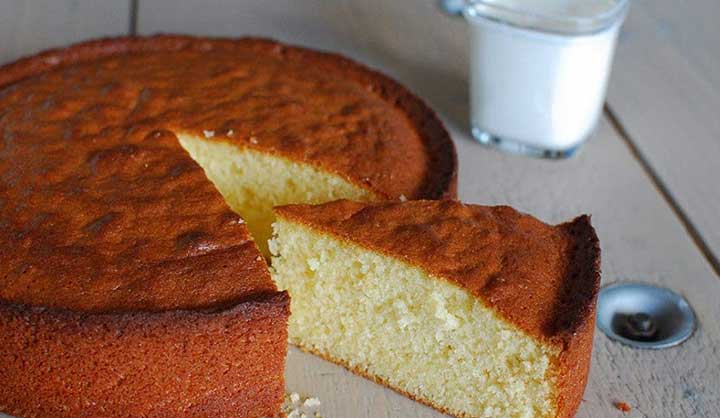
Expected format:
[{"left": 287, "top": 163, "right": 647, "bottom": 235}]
[{"left": 270, "top": 200, "right": 601, "bottom": 418}]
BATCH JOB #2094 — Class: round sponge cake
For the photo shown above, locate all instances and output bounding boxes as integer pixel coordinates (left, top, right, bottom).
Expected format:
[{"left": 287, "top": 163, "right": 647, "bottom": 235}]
[{"left": 0, "top": 36, "right": 457, "bottom": 417}]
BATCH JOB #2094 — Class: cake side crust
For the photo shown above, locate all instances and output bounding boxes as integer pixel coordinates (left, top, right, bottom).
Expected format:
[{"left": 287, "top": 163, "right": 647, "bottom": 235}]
[
  {"left": 549, "top": 215, "right": 601, "bottom": 418},
  {"left": 0, "top": 291, "right": 290, "bottom": 418}
]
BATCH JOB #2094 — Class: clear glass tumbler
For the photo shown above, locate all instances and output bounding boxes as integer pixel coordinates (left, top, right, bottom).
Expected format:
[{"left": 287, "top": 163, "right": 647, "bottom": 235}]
[{"left": 459, "top": 0, "right": 630, "bottom": 158}]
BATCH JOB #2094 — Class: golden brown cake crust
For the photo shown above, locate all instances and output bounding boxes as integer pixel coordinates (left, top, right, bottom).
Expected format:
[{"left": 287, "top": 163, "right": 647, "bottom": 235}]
[
  {"left": 0, "top": 35, "right": 456, "bottom": 313},
  {"left": 0, "top": 35, "right": 457, "bottom": 201},
  {"left": 0, "top": 116, "right": 274, "bottom": 312},
  {"left": 275, "top": 199, "right": 601, "bottom": 417},
  {"left": 0, "top": 291, "right": 290, "bottom": 418}
]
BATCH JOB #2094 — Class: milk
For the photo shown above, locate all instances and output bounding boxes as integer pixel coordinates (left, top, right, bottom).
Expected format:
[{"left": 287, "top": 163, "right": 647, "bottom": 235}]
[
  {"left": 481, "top": 0, "right": 619, "bottom": 20},
  {"left": 463, "top": 0, "right": 628, "bottom": 157}
]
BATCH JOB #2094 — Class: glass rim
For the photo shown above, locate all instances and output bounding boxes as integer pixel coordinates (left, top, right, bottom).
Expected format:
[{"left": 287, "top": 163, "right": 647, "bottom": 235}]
[{"left": 463, "top": 0, "right": 630, "bottom": 36}]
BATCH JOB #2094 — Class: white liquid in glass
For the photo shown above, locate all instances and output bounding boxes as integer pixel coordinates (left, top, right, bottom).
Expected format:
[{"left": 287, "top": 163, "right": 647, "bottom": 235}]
[{"left": 465, "top": 0, "right": 626, "bottom": 153}]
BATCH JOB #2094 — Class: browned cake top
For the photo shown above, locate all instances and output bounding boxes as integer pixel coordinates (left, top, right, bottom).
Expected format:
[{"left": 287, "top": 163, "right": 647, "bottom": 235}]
[
  {"left": 276, "top": 200, "right": 601, "bottom": 345},
  {"left": 0, "top": 116, "right": 274, "bottom": 312},
  {"left": 0, "top": 35, "right": 456, "bottom": 200},
  {"left": 0, "top": 35, "right": 449, "bottom": 314}
]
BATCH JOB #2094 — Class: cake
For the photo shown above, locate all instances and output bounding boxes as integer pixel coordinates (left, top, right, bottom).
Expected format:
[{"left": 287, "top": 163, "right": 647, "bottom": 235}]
[
  {"left": 270, "top": 200, "right": 601, "bottom": 418},
  {"left": 0, "top": 36, "right": 456, "bottom": 417},
  {"left": 0, "top": 35, "right": 457, "bottom": 255}
]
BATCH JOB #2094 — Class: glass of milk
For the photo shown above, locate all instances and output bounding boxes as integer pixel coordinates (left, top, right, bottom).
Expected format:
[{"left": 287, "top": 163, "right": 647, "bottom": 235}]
[{"left": 460, "top": 0, "right": 629, "bottom": 158}]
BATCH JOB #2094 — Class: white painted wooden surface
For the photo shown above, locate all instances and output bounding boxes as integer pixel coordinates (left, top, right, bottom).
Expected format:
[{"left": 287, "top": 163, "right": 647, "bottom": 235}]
[
  {"left": 0, "top": 0, "right": 130, "bottom": 64},
  {"left": 1, "top": 0, "right": 719, "bottom": 417},
  {"left": 606, "top": 0, "right": 720, "bottom": 267}
]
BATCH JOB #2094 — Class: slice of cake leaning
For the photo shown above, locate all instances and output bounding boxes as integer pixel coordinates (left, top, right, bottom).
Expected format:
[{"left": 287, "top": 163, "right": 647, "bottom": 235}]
[{"left": 270, "top": 200, "right": 601, "bottom": 418}]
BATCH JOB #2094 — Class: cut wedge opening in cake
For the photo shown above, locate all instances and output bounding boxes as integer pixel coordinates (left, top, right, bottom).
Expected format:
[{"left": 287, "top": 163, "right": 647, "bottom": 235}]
[
  {"left": 269, "top": 200, "right": 600, "bottom": 418},
  {"left": 177, "top": 133, "right": 378, "bottom": 255},
  {"left": 0, "top": 35, "right": 459, "bottom": 418}
]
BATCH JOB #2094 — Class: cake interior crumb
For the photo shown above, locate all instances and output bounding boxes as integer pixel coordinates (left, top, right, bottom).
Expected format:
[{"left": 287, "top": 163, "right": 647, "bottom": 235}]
[
  {"left": 176, "top": 133, "right": 377, "bottom": 256},
  {"left": 270, "top": 220, "right": 559, "bottom": 418}
]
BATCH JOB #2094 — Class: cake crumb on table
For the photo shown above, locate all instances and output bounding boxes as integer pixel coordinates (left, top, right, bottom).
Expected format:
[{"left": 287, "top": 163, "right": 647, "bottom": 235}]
[
  {"left": 280, "top": 392, "right": 323, "bottom": 418},
  {"left": 613, "top": 401, "right": 631, "bottom": 413},
  {"left": 303, "top": 397, "right": 321, "bottom": 408}
]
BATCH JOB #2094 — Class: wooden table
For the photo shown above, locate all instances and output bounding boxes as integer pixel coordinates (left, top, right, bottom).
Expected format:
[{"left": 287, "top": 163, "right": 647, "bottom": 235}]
[{"left": 2, "top": 1, "right": 718, "bottom": 417}]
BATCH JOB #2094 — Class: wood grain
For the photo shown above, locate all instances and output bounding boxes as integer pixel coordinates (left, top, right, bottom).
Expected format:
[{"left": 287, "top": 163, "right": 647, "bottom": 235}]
[
  {"left": 0, "top": 0, "right": 131, "bottom": 65},
  {"left": 138, "top": 0, "right": 366, "bottom": 56},
  {"left": 606, "top": 0, "right": 720, "bottom": 270}
]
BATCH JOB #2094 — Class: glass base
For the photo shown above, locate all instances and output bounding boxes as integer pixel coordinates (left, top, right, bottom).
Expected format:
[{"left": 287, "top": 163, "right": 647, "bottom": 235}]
[{"left": 471, "top": 128, "right": 582, "bottom": 159}]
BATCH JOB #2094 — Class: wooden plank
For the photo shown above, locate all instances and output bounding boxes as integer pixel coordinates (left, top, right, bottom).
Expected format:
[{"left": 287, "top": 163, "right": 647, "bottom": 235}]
[
  {"left": 138, "top": 0, "right": 362, "bottom": 54},
  {"left": 138, "top": 2, "right": 720, "bottom": 417},
  {"left": 606, "top": 0, "right": 720, "bottom": 268},
  {"left": 0, "top": 0, "right": 131, "bottom": 65}
]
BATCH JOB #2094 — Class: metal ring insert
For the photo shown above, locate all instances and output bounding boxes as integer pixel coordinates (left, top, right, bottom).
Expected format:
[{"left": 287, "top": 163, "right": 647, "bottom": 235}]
[{"left": 596, "top": 282, "right": 696, "bottom": 349}]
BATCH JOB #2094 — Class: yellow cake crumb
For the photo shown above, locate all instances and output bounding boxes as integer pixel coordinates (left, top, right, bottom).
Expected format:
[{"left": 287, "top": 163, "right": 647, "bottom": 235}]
[
  {"left": 279, "top": 392, "right": 323, "bottom": 418},
  {"left": 270, "top": 220, "right": 559, "bottom": 418},
  {"left": 177, "top": 133, "right": 377, "bottom": 256},
  {"left": 303, "top": 398, "right": 321, "bottom": 408}
]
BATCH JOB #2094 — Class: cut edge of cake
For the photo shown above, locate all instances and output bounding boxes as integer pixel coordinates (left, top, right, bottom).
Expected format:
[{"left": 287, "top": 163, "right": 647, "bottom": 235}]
[
  {"left": 269, "top": 201, "right": 600, "bottom": 418},
  {"left": 177, "top": 132, "right": 379, "bottom": 256}
]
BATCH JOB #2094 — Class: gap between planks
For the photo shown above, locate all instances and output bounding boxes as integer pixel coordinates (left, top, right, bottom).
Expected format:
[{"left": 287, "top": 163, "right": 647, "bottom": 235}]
[
  {"left": 604, "top": 103, "right": 720, "bottom": 280},
  {"left": 129, "top": 0, "right": 139, "bottom": 36}
]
